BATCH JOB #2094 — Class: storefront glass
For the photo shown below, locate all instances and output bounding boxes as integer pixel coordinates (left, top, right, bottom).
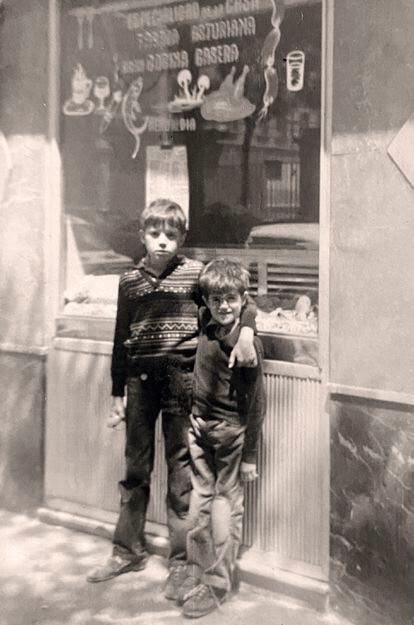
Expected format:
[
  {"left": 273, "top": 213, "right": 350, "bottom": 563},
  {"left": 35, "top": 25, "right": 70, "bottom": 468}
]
[{"left": 60, "top": 0, "right": 321, "bottom": 361}]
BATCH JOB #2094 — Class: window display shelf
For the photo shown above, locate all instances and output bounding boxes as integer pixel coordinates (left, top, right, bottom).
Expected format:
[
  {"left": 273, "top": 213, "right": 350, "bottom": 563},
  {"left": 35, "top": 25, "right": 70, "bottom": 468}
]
[
  {"left": 59, "top": 246, "right": 318, "bottom": 362},
  {"left": 56, "top": 315, "right": 115, "bottom": 342}
]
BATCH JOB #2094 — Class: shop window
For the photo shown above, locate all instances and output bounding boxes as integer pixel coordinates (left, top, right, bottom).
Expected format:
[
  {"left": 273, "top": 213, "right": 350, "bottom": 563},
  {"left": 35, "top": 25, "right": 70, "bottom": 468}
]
[{"left": 60, "top": 0, "right": 321, "bottom": 363}]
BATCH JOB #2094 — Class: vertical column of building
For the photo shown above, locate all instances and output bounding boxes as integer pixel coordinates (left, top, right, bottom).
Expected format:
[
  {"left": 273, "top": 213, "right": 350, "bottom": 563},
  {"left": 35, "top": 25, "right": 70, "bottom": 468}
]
[{"left": 0, "top": 0, "right": 50, "bottom": 510}]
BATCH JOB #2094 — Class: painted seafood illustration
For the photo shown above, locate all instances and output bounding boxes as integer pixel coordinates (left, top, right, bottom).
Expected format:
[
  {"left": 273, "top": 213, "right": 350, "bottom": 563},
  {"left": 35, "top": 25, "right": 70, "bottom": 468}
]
[
  {"left": 200, "top": 65, "right": 255, "bottom": 123},
  {"left": 99, "top": 56, "right": 125, "bottom": 135},
  {"left": 258, "top": 0, "right": 285, "bottom": 121},
  {"left": 121, "top": 76, "right": 148, "bottom": 159}
]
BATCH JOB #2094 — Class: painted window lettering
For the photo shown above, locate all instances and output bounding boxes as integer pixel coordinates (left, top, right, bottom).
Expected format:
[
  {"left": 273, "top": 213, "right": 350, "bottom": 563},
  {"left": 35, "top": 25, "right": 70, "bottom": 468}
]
[
  {"left": 191, "top": 17, "right": 255, "bottom": 43},
  {"left": 126, "top": 2, "right": 200, "bottom": 29},
  {"left": 135, "top": 28, "right": 180, "bottom": 50},
  {"left": 194, "top": 43, "right": 239, "bottom": 67},
  {"left": 225, "top": 0, "right": 260, "bottom": 15},
  {"left": 146, "top": 50, "right": 189, "bottom": 72}
]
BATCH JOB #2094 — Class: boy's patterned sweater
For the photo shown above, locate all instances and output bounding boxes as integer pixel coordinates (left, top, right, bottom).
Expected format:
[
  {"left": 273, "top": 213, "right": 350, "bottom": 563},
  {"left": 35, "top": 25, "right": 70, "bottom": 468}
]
[{"left": 111, "top": 255, "right": 203, "bottom": 396}]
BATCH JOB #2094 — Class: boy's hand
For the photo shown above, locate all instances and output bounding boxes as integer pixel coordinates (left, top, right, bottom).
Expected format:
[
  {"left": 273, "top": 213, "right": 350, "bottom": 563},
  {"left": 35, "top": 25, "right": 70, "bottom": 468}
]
[
  {"left": 107, "top": 396, "right": 125, "bottom": 428},
  {"left": 229, "top": 326, "right": 257, "bottom": 368},
  {"left": 240, "top": 462, "right": 258, "bottom": 482}
]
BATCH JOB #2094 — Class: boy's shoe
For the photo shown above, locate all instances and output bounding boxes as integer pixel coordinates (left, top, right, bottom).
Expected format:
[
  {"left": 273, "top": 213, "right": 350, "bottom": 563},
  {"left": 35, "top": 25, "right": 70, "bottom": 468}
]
[
  {"left": 182, "top": 584, "right": 226, "bottom": 619},
  {"left": 164, "top": 563, "right": 188, "bottom": 600},
  {"left": 86, "top": 554, "right": 147, "bottom": 583},
  {"left": 176, "top": 572, "right": 201, "bottom": 605}
]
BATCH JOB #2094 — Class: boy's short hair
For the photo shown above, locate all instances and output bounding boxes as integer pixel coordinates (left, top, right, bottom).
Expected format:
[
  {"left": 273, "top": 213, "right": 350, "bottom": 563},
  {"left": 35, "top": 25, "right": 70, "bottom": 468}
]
[
  {"left": 199, "top": 259, "right": 250, "bottom": 299},
  {"left": 141, "top": 199, "right": 187, "bottom": 234}
]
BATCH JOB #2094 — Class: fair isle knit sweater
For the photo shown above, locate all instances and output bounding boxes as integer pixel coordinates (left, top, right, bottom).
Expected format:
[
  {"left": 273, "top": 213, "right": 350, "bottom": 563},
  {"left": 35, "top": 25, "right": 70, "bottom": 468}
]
[
  {"left": 111, "top": 255, "right": 257, "bottom": 396},
  {"left": 111, "top": 255, "right": 203, "bottom": 395}
]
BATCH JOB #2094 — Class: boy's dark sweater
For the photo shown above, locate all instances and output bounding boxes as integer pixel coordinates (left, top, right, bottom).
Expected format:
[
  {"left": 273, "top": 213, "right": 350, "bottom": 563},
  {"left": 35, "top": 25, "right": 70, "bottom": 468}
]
[
  {"left": 192, "top": 309, "right": 266, "bottom": 464},
  {"left": 111, "top": 255, "right": 257, "bottom": 396}
]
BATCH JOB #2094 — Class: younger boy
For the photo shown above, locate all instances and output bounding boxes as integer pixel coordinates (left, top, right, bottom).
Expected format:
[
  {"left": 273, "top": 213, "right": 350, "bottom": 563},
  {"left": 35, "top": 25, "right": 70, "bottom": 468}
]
[
  {"left": 178, "top": 259, "right": 266, "bottom": 619},
  {"left": 87, "top": 200, "right": 257, "bottom": 601}
]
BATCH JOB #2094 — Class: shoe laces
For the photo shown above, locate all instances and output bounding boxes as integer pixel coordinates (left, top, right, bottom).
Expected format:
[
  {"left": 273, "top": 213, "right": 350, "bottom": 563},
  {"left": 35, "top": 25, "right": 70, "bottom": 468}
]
[
  {"left": 181, "top": 574, "right": 201, "bottom": 600},
  {"left": 185, "top": 583, "right": 223, "bottom": 612}
]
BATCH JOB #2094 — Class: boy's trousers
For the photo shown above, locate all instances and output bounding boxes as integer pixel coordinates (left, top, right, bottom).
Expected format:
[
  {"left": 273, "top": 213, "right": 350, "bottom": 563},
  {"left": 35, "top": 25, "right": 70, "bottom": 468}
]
[
  {"left": 186, "top": 414, "right": 246, "bottom": 593},
  {"left": 112, "top": 362, "right": 193, "bottom": 568}
]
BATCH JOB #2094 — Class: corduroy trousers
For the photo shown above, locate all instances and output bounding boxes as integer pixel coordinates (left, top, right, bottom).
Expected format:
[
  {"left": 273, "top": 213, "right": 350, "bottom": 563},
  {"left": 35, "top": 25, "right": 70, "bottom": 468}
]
[{"left": 112, "top": 362, "right": 193, "bottom": 569}]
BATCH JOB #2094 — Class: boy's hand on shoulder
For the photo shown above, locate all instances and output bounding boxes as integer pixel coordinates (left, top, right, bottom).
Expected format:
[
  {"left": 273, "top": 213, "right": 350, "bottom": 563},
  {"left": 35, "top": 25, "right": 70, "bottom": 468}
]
[
  {"left": 107, "top": 396, "right": 126, "bottom": 428},
  {"left": 229, "top": 326, "right": 257, "bottom": 368},
  {"left": 240, "top": 462, "right": 258, "bottom": 482}
]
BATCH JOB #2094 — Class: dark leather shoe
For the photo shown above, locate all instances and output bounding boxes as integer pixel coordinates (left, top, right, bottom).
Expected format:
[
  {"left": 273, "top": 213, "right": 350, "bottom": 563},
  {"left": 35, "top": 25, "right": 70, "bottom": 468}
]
[{"left": 87, "top": 554, "right": 147, "bottom": 583}]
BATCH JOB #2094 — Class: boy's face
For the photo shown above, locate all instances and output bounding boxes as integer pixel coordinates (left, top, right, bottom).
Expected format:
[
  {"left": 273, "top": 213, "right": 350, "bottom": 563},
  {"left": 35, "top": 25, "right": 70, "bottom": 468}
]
[
  {"left": 141, "top": 224, "right": 185, "bottom": 269},
  {"left": 205, "top": 289, "right": 247, "bottom": 328}
]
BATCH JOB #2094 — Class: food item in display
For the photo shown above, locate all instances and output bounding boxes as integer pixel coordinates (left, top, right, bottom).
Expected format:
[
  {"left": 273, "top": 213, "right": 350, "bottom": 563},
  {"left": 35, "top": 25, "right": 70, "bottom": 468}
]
[
  {"left": 64, "top": 274, "right": 119, "bottom": 317},
  {"left": 256, "top": 298, "right": 317, "bottom": 337}
]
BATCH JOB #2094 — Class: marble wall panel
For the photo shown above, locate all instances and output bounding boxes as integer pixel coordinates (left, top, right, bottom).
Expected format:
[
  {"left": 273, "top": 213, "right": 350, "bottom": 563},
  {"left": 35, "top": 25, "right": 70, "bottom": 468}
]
[{"left": 330, "top": 396, "right": 414, "bottom": 590}]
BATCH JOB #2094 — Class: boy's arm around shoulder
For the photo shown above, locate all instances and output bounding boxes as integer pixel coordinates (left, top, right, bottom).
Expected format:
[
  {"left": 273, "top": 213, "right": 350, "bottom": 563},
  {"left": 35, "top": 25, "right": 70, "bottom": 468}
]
[
  {"left": 240, "top": 294, "right": 257, "bottom": 330},
  {"left": 241, "top": 337, "right": 266, "bottom": 466},
  {"left": 198, "top": 305, "right": 210, "bottom": 333},
  {"left": 229, "top": 295, "right": 258, "bottom": 368}
]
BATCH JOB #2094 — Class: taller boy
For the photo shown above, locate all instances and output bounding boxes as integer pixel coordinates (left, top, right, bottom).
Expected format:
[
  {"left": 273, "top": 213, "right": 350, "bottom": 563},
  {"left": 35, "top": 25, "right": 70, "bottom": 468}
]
[{"left": 87, "top": 199, "right": 257, "bottom": 600}]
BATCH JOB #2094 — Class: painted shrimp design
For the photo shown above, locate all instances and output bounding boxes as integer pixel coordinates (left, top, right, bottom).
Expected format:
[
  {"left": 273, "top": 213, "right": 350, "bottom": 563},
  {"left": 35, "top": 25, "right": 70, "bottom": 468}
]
[
  {"left": 258, "top": 0, "right": 285, "bottom": 121},
  {"left": 122, "top": 77, "right": 148, "bottom": 158}
]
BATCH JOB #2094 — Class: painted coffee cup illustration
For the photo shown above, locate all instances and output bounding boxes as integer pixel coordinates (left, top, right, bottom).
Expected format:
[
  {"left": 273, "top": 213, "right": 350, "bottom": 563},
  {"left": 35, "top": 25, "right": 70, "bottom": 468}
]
[
  {"left": 72, "top": 63, "right": 93, "bottom": 104},
  {"left": 63, "top": 63, "right": 95, "bottom": 116}
]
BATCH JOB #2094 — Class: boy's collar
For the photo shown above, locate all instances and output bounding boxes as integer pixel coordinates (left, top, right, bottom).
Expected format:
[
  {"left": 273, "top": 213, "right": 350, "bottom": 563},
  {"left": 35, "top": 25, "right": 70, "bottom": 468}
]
[
  {"left": 137, "top": 254, "right": 185, "bottom": 277},
  {"left": 205, "top": 316, "right": 240, "bottom": 343}
]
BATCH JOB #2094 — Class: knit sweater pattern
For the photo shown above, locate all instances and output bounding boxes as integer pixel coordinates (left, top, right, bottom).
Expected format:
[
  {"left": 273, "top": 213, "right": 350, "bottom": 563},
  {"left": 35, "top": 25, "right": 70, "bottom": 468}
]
[{"left": 111, "top": 256, "right": 204, "bottom": 395}]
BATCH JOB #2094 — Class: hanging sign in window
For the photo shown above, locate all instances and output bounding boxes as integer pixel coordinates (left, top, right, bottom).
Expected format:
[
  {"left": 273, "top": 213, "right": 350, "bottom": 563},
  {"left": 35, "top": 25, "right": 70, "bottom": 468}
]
[{"left": 146, "top": 145, "right": 190, "bottom": 220}]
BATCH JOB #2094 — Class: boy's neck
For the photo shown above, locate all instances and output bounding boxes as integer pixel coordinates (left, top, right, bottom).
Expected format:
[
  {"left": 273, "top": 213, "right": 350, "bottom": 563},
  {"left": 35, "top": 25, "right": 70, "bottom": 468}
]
[
  {"left": 215, "top": 318, "right": 240, "bottom": 338},
  {"left": 143, "top": 254, "right": 178, "bottom": 277}
]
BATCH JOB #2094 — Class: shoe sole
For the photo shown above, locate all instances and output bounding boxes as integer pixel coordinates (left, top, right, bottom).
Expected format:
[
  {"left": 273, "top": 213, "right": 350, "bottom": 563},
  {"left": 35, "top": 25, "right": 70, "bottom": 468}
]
[
  {"left": 165, "top": 583, "right": 189, "bottom": 601},
  {"left": 164, "top": 590, "right": 178, "bottom": 601},
  {"left": 182, "top": 595, "right": 225, "bottom": 618},
  {"left": 87, "top": 560, "right": 146, "bottom": 583},
  {"left": 182, "top": 602, "right": 221, "bottom": 619}
]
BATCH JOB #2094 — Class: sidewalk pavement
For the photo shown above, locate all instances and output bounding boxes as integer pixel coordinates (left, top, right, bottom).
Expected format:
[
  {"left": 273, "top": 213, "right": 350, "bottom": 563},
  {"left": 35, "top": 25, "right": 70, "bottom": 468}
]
[{"left": 0, "top": 509, "right": 403, "bottom": 625}]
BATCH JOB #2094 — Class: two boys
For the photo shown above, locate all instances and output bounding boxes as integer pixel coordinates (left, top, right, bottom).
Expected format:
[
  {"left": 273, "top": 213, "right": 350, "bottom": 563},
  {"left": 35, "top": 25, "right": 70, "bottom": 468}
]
[{"left": 87, "top": 199, "right": 265, "bottom": 616}]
